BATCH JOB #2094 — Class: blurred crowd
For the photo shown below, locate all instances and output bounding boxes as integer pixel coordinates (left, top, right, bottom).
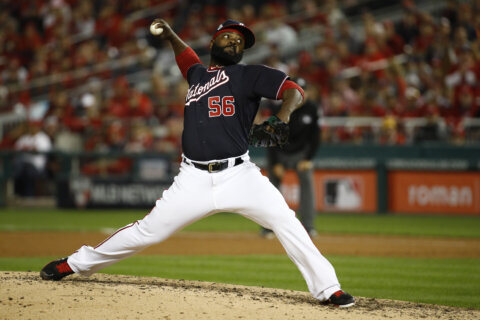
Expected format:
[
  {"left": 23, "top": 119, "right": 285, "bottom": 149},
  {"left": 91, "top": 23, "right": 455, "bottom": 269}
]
[{"left": 1, "top": 0, "right": 480, "bottom": 180}]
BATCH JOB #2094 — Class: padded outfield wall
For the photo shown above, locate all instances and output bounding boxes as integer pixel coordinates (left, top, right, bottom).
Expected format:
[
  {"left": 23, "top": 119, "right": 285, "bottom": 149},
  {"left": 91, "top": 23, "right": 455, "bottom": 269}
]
[
  {"left": 250, "top": 144, "right": 480, "bottom": 215},
  {"left": 1, "top": 144, "right": 479, "bottom": 215}
]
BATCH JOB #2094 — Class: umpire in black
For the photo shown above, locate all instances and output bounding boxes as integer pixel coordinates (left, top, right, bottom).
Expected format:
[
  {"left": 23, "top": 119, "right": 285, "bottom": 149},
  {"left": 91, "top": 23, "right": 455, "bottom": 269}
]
[{"left": 261, "top": 77, "right": 320, "bottom": 238}]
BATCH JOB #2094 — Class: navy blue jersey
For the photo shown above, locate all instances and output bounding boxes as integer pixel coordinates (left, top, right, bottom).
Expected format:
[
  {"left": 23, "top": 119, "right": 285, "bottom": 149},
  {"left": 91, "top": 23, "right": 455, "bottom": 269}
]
[{"left": 183, "top": 63, "right": 287, "bottom": 161}]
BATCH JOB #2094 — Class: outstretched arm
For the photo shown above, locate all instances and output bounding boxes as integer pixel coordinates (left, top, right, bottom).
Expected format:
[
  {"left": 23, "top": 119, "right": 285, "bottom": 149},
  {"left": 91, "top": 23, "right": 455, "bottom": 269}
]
[{"left": 151, "top": 19, "right": 188, "bottom": 56}]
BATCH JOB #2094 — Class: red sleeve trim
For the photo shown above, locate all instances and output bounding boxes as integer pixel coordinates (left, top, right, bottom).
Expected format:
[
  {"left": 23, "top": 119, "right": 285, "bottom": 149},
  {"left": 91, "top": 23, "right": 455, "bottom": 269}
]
[
  {"left": 175, "top": 47, "right": 202, "bottom": 79},
  {"left": 277, "top": 80, "right": 305, "bottom": 100}
]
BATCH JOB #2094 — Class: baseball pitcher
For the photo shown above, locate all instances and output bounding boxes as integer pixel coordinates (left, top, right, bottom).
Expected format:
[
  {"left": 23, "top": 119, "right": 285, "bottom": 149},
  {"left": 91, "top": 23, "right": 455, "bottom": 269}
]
[{"left": 40, "top": 18, "right": 355, "bottom": 308}]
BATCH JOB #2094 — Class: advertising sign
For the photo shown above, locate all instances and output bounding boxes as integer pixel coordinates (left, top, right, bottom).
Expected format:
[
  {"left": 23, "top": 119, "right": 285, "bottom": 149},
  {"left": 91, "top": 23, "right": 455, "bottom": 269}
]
[
  {"left": 388, "top": 171, "right": 480, "bottom": 215},
  {"left": 278, "top": 170, "right": 377, "bottom": 213},
  {"left": 57, "top": 177, "right": 172, "bottom": 208}
]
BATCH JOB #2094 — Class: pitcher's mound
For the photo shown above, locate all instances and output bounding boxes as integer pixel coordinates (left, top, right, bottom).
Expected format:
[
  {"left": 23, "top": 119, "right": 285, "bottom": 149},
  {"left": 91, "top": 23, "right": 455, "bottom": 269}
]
[{"left": 1, "top": 271, "right": 477, "bottom": 320}]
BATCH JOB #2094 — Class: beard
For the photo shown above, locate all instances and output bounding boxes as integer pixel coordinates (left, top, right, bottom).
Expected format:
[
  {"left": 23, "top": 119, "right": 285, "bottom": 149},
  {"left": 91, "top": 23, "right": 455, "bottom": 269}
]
[{"left": 210, "top": 43, "right": 243, "bottom": 66}]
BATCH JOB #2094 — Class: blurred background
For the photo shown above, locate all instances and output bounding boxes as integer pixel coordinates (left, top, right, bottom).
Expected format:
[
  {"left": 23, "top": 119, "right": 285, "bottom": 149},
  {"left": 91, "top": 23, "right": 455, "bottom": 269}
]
[{"left": 0, "top": 0, "right": 479, "bottom": 214}]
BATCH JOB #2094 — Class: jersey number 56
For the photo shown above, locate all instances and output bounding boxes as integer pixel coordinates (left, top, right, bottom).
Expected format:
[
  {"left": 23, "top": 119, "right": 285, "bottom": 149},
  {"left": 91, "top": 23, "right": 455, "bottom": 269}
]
[{"left": 208, "top": 96, "right": 235, "bottom": 117}]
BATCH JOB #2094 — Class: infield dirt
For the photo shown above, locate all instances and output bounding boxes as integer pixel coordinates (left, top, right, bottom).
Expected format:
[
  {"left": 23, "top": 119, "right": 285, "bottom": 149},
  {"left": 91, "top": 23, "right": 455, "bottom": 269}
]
[
  {"left": 1, "top": 231, "right": 480, "bottom": 258},
  {"left": 1, "top": 231, "right": 479, "bottom": 320},
  {"left": 2, "top": 271, "right": 479, "bottom": 320}
]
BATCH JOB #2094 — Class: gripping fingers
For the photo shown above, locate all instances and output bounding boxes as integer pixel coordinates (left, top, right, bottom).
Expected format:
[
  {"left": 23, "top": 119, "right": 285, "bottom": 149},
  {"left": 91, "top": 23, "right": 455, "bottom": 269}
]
[{"left": 150, "top": 19, "right": 172, "bottom": 38}]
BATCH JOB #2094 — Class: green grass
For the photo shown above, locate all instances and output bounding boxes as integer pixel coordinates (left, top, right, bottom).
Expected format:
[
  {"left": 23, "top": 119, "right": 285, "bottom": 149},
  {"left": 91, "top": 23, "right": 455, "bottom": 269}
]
[
  {"left": 1, "top": 208, "right": 479, "bottom": 309},
  {"left": 1, "top": 208, "right": 480, "bottom": 237},
  {"left": 315, "top": 214, "right": 480, "bottom": 238},
  {"left": 0, "top": 208, "right": 146, "bottom": 232},
  {"left": 1, "top": 255, "right": 479, "bottom": 309}
]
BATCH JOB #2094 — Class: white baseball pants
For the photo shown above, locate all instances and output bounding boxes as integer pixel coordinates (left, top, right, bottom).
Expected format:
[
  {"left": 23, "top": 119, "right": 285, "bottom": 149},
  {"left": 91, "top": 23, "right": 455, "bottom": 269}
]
[{"left": 67, "top": 153, "right": 341, "bottom": 301}]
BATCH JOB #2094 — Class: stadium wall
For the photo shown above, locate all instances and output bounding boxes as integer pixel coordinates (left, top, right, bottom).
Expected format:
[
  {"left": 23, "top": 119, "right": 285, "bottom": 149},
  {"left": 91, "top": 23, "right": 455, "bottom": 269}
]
[
  {"left": 1, "top": 144, "right": 479, "bottom": 215},
  {"left": 251, "top": 144, "right": 480, "bottom": 215}
]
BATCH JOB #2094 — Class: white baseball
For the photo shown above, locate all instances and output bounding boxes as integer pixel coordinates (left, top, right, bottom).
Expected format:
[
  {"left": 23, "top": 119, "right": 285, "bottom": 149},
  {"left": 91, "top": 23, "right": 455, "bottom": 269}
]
[{"left": 150, "top": 23, "right": 163, "bottom": 36}]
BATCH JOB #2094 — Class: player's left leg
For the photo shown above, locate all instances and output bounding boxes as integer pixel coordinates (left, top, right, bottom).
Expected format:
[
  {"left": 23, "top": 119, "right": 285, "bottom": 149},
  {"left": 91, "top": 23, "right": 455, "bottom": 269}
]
[{"left": 215, "top": 160, "right": 342, "bottom": 302}]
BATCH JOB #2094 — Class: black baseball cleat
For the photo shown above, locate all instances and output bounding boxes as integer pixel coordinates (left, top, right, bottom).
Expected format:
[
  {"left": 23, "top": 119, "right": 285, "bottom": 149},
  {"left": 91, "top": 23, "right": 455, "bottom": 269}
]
[
  {"left": 328, "top": 290, "right": 355, "bottom": 308},
  {"left": 40, "top": 258, "right": 74, "bottom": 281}
]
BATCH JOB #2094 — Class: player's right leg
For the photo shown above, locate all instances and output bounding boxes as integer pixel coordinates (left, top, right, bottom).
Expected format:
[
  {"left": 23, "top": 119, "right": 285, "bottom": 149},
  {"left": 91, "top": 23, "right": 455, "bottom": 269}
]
[{"left": 40, "top": 163, "right": 215, "bottom": 280}]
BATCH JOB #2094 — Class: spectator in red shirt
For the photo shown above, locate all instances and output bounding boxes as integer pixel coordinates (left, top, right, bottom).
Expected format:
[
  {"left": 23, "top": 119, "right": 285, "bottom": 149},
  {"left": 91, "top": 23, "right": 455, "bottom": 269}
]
[
  {"left": 57, "top": 92, "right": 104, "bottom": 134},
  {"left": 106, "top": 76, "right": 130, "bottom": 118},
  {"left": 106, "top": 76, "right": 153, "bottom": 119},
  {"left": 351, "top": 90, "right": 386, "bottom": 117},
  {"left": 17, "top": 21, "right": 44, "bottom": 63},
  {"left": 95, "top": 3, "right": 122, "bottom": 45},
  {"left": 166, "top": 81, "right": 188, "bottom": 117},
  {"left": 125, "top": 90, "right": 154, "bottom": 118},
  {"left": 395, "top": 8, "right": 420, "bottom": 45},
  {"left": 336, "top": 41, "right": 359, "bottom": 69},
  {"left": 383, "top": 20, "right": 405, "bottom": 55},
  {"left": 445, "top": 46, "right": 477, "bottom": 103},
  {"left": 384, "top": 92, "right": 405, "bottom": 118},
  {"left": 296, "top": 50, "right": 318, "bottom": 86},
  {"left": 413, "top": 16, "right": 436, "bottom": 55},
  {"left": 450, "top": 85, "right": 478, "bottom": 118},
  {"left": 330, "top": 77, "right": 360, "bottom": 113},
  {"left": 396, "top": 87, "right": 427, "bottom": 118},
  {"left": 81, "top": 119, "right": 132, "bottom": 176},
  {"left": 336, "top": 19, "right": 362, "bottom": 55},
  {"left": 108, "top": 19, "right": 135, "bottom": 49},
  {"left": 322, "top": 91, "right": 348, "bottom": 117},
  {"left": 361, "top": 39, "right": 388, "bottom": 79},
  {"left": 43, "top": 90, "right": 76, "bottom": 130},
  {"left": 0, "top": 122, "right": 27, "bottom": 150},
  {"left": 125, "top": 120, "right": 154, "bottom": 153}
]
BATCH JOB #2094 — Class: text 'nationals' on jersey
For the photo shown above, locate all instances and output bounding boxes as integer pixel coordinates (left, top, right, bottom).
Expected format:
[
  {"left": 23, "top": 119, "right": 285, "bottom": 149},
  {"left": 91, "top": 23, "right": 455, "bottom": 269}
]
[{"left": 185, "top": 69, "right": 229, "bottom": 105}]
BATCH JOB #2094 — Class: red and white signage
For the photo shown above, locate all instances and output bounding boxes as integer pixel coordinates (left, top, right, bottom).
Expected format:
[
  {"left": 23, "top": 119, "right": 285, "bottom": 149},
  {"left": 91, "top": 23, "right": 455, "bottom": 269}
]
[
  {"left": 388, "top": 171, "right": 480, "bottom": 215},
  {"left": 278, "top": 170, "right": 377, "bottom": 213}
]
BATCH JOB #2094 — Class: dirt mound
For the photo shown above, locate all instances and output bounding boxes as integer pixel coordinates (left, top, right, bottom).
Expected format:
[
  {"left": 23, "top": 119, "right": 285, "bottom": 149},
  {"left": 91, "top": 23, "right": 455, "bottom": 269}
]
[{"left": 1, "top": 272, "right": 478, "bottom": 320}]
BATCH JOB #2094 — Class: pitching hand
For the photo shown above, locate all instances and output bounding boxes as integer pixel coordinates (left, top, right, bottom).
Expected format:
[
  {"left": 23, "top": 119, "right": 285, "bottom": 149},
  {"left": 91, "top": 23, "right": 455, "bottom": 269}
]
[{"left": 150, "top": 19, "right": 174, "bottom": 39}]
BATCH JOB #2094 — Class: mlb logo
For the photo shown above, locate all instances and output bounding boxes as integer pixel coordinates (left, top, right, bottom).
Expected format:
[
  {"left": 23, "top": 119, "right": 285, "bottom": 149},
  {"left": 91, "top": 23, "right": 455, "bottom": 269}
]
[{"left": 323, "top": 177, "right": 362, "bottom": 210}]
